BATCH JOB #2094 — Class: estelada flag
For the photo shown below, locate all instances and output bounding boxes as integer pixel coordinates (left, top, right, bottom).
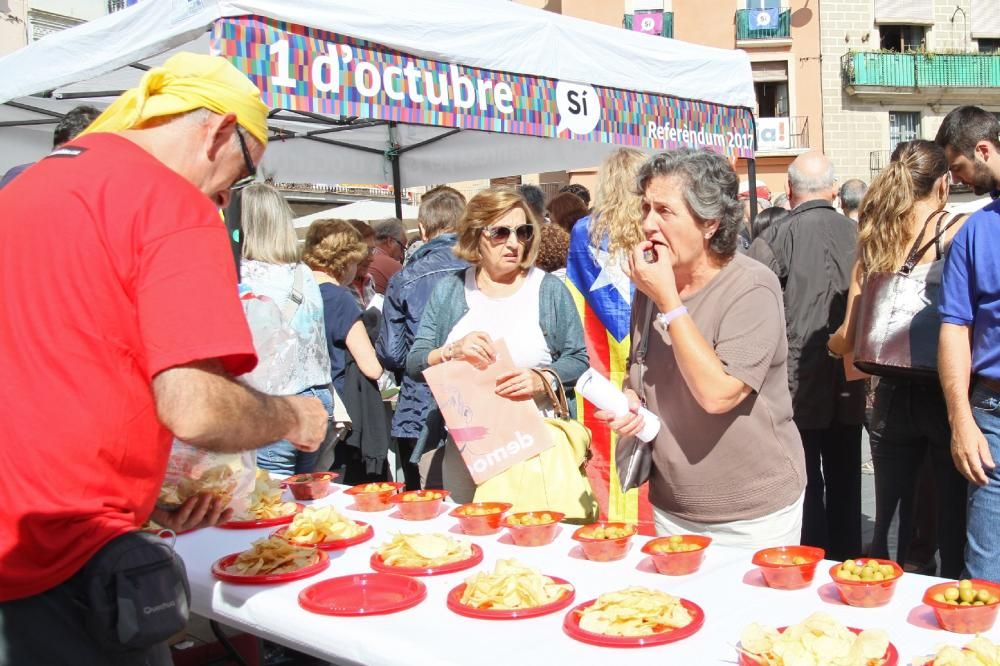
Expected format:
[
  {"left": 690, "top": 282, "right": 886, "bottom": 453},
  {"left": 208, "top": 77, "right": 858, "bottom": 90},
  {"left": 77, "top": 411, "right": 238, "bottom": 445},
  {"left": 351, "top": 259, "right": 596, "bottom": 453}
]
[{"left": 566, "top": 216, "right": 654, "bottom": 535}]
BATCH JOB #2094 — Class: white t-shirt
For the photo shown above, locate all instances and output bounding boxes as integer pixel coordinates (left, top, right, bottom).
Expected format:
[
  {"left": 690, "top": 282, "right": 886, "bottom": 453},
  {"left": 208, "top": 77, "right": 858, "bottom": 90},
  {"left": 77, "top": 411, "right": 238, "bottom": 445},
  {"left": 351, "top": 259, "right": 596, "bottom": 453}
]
[{"left": 446, "top": 267, "right": 552, "bottom": 369}]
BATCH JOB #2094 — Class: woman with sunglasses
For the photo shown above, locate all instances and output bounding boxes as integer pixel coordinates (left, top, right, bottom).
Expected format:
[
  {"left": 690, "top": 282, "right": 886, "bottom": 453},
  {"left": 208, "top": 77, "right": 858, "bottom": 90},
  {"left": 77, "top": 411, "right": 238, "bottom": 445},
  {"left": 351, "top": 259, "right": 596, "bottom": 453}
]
[{"left": 406, "top": 187, "right": 588, "bottom": 499}]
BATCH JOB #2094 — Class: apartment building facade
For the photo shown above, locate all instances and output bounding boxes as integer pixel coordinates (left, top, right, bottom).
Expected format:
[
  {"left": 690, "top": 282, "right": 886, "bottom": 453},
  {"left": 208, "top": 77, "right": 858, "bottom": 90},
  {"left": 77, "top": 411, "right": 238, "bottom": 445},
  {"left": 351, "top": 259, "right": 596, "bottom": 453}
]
[
  {"left": 509, "top": 0, "right": 823, "bottom": 196},
  {"left": 822, "top": 0, "right": 1000, "bottom": 183},
  {"left": 0, "top": 0, "right": 117, "bottom": 57}
]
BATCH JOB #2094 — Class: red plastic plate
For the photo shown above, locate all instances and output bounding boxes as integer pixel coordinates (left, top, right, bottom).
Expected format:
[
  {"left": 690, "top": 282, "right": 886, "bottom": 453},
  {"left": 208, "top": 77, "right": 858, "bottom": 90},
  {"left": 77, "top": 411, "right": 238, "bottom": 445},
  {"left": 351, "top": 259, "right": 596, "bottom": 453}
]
[
  {"left": 211, "top": 549, "right": 329, "bottom": 584},
  {"left": 370, "top": 543, "right": 484, "bottom": 576},
  {"left": 298, "top": 573, "right": 427, "bottom": 616},
  {"left": 562, "top": 598, "right": 705, "bottom": 648},
  {"left": 217, "top": 503, "right": 304, "bottom": 529},
  {"left": 737, "top": 627, "right": 898, "bottom": 666},
  {"left": 272, "top": 521, "right": 374, "bottom": 550},
  {"left": 447, "top": 576, "right": 575, "bottom": 619}
]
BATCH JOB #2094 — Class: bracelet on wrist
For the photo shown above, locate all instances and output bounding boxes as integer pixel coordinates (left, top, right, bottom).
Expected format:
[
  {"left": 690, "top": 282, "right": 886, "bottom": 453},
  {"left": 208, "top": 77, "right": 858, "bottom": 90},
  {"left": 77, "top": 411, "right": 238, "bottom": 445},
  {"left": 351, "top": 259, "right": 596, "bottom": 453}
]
[{"left": 653, "top": 305, "right": 688, "bottom": 334}]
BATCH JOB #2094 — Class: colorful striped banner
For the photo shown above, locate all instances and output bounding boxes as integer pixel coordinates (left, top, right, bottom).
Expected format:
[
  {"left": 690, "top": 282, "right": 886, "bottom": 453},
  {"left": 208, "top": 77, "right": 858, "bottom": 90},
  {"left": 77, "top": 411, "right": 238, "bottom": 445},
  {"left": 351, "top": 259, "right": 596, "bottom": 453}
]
[{"left": 210, "top": 16, "right": 755, "bottom": 158}]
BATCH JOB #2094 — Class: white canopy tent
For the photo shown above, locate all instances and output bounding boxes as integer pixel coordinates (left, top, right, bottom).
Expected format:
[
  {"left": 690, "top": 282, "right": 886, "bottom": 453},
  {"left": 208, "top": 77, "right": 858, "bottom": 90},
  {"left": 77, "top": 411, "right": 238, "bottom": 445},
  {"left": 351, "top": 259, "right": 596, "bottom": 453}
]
[{"left": 0, "top": 0, "right": 759, "bottom": 217}]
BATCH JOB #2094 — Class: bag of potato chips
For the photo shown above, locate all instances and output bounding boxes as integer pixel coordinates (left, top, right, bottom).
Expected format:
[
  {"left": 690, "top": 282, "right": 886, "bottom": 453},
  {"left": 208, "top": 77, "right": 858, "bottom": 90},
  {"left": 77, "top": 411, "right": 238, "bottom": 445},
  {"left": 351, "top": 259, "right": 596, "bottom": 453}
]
[{"left": 157, "top": 440, "right": 256, "bottom": 517}]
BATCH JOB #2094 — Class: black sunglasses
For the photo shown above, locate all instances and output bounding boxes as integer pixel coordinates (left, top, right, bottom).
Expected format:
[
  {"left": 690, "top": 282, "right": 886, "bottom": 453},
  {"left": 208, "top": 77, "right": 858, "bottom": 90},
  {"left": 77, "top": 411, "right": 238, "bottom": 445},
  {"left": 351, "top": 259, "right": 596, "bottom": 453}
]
[
  {"left": 484, "top": 224, "right": 533, "bottom": 243},
  {"left": 231, "top": 125, "right": 257, "bottom": 191}
]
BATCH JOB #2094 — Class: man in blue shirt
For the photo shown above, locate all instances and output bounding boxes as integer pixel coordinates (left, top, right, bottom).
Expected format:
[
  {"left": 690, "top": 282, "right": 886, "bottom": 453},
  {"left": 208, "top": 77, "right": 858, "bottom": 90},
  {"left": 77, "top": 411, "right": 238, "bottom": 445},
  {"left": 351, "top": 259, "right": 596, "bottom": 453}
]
[
  {"left": 936, "top": 105, "right": 1000, "bottom": 582},
  {"left": 377, "top": 186, "right": 468, "bottom": 489}
]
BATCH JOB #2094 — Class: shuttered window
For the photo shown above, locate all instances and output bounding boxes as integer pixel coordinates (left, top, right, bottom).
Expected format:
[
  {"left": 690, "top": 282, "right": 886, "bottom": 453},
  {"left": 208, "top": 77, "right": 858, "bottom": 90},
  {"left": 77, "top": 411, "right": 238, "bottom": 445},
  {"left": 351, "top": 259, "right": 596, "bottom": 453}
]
[
  {"left": 874, "top": 0, "right": 933, "bottom": 24},
  {"left": 972, "top": 0, "right": 1000, "bottom": 39},
  {"left": 751, "top": 61, "right": 788, "bottom": 83}
]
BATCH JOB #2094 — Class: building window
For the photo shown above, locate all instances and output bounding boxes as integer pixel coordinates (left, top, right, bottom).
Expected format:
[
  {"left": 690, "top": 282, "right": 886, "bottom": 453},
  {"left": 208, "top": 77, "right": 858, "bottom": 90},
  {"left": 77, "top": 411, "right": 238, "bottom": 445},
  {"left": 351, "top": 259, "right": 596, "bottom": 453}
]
[
  {"left": 27, "top": 9, "right": 84, "bottom": 41},
  {"left": 756, "top": 82, "right": 789, "bottom": 117},
  {"left": 879, "top": 24, "right": 926, "bottom": 51},
  {"left": 752, "top": 61, "right": 789, "bottom": 118},
  {"left": 979, "top": 39, "right": 1000, "bottom": 53},
  {"left": 889, "top": 111, "right": 920, "bottom": 152}
]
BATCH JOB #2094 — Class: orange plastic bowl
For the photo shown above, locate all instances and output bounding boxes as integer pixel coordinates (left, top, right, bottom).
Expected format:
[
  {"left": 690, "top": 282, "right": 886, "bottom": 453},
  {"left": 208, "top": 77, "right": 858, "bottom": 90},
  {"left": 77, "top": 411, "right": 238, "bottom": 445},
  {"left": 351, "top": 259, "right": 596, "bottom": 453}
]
[
  {"left": 829, "top": 558, "right": 903, "bottom": 608},
  {"left": 501, "top": 511, "right": 565, "bottom": 547},
  {"left": 284, "top": 472, "right": 338, "bottom": 501},
  {"left": 343, "top": 482, "right": 405, "bottom": 511},
  {"left": 449, "top": 502, "right": 512, "bottom": 535},
  {"left": 642, "top": 535, "right": 712, "bottom": 575},
  {"left": 751, "top": 545, "right": 825, "bottom": 590},
  {"left": 572, "top": 522, "right": 635, "bottom": 562},
  {"left": 388, "top": 489, "right": 450, "bottom": 520},
  {"left": 923, "top": 580, "right": 1000, "bottom": 633}
]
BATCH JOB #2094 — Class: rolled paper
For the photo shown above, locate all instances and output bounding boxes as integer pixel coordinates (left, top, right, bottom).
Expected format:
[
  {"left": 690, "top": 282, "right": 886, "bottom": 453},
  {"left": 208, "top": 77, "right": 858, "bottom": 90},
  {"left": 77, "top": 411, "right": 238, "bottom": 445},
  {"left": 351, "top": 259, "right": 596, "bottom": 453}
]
[{"left": 577, "top": 369, "right": 660, "bottom": 443}]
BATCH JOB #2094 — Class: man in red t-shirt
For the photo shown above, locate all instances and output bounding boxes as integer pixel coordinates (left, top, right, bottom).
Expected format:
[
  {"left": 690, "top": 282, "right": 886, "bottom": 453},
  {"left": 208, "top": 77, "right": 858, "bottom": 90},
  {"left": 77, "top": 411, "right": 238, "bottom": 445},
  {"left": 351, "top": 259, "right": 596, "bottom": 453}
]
[{"left": 0, "top": 53, "right": 328, "bottom": 665}]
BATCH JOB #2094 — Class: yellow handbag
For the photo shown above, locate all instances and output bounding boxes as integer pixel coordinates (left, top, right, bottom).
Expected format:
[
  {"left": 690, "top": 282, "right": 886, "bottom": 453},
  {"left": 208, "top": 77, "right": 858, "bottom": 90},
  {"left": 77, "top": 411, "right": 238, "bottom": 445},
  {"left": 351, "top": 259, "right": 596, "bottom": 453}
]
[{"left": 473, "top": 370, "right": 599, "bottom": 523}]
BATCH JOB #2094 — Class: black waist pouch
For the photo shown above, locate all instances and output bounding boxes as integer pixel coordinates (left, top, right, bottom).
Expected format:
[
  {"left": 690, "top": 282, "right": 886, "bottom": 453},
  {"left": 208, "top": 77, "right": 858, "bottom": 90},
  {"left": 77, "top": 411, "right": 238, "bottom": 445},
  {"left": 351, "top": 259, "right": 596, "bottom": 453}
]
[{"left": 79, "top": 530, "right": 190, "bottom": 652}]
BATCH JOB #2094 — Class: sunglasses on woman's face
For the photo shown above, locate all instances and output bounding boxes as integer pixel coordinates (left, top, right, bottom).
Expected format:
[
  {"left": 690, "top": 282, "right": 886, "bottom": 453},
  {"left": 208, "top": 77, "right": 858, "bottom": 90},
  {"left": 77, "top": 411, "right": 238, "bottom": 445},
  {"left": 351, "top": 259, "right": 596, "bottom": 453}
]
[{"left": 483, "top": 224, "right": 533, "bottom": 243}]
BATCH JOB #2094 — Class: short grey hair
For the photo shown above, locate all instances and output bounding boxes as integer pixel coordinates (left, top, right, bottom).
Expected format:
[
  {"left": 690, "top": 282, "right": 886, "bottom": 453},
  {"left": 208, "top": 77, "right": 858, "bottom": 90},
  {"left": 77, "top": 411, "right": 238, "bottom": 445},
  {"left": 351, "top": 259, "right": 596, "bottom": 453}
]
[
  {"left": 373, "top": 217, "right": 406, "bottom": 244},
  {"left": 838, "top": 178, "right": 868, "bottom": 213},
  {"left": 635, "top": 149, "right": 743, "bottom": 259},
  {"left": 788, "top": 159, "right": 835, "bottom": 194}
]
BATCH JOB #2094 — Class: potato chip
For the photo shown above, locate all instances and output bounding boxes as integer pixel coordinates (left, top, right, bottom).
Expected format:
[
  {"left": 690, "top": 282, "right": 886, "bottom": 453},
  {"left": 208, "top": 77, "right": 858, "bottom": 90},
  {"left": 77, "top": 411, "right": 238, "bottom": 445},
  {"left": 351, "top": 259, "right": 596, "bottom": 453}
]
[
  {"left": 282, "top": 506, "right": 365, "bottom": 545},
  {"left": 459, "top": 559, "right": 571, "bottom": 610},
  {"left": 577, "top": 587, "right": 692, "bottom": 637},
  {"left": 739, "top": 612, "right": 890, "bottom": 666},
  {"left": 241, "top": 469, "right": 296, "bottom": 520},
  {"left": 158, "top": 463, "right": 236, "bottom": 507},
  {"left": 227, "top": 536, "right": 318, "bottom": 576},
  {"left": 376, "top": 533, "right": 473, "bottom": 568},
  {"left": 914, "top": 636, "right": 1000, "bottom": 666}
]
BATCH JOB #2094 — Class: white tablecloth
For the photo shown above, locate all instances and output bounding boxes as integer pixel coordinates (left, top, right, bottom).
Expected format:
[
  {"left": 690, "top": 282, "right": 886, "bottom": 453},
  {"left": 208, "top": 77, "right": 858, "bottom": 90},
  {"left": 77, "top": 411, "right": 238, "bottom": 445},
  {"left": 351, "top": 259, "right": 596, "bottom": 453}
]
[{"left": 174, "top": 486, "right": 998, "bottom": 665}]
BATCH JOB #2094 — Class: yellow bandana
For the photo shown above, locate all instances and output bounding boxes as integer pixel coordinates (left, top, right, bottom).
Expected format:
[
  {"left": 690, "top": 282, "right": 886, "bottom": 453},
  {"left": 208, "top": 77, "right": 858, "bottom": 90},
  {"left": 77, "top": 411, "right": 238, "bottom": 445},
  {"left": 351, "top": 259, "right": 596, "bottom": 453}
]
[{"left": 80, "top": 52, "right": 269, "bottom": 144}]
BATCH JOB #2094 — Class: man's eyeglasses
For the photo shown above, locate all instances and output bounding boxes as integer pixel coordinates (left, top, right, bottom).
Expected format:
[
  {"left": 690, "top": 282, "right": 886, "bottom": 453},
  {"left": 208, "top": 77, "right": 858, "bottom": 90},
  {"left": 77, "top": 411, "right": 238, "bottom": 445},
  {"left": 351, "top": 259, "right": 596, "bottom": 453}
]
[
  {"left": 389, "top": 237, "right": 406, "bottom": 254},
  {"left": 231, "top": 125, "right": 257, "bottom": 191},
  {"left": 483, "top": 224, "right": 533, "bottom": 244}
]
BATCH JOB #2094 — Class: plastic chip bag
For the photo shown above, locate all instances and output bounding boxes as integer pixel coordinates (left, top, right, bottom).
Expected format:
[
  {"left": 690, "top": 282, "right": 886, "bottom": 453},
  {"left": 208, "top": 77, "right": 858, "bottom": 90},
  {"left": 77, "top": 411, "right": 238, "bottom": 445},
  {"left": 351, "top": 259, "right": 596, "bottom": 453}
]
[{"left": 158, "top": 440, "right": 257, "bottom": 517}]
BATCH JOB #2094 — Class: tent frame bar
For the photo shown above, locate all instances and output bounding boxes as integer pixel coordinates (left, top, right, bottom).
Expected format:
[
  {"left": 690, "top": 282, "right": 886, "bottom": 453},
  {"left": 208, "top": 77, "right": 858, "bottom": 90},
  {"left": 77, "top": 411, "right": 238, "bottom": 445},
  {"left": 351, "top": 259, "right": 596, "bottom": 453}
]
[
  {"left": 0, "top": 118, "right": 59, "bottom": 128},
  {"left": 55, "top": 90, "right": 124, "bottom": 100},
  {"left": 4, "top": 100, "right": 65, "bottom": 119}
]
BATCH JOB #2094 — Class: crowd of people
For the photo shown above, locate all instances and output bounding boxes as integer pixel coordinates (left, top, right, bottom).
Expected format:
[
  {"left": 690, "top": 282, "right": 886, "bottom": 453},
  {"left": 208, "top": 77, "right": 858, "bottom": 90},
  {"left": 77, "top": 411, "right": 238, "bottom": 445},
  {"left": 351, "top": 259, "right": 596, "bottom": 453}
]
[{"left": 3, "top": 52, "right": 1000, "bottom": 663}]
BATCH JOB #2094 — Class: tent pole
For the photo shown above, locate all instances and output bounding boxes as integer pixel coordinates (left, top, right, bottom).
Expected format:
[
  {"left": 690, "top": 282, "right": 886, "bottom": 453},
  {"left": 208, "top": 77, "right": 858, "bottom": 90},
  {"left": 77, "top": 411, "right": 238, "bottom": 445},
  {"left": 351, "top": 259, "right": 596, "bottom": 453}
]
[
  {"left": 746, "top": 110, "right": 759, "bottom": 239},
  {"left": 391, "top": 154, "right": 403, "bottom": 219},
  {"left": 389, "top": 122, "right": 403, "bottom": 219}
]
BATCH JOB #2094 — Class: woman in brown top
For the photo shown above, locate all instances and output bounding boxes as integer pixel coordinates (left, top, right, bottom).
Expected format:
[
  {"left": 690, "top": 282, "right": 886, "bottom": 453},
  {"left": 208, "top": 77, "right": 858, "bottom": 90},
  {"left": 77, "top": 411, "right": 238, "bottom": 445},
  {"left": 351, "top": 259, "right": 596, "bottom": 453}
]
[{"left": 599, "top": 150, "right": 806, "bottom": 547}]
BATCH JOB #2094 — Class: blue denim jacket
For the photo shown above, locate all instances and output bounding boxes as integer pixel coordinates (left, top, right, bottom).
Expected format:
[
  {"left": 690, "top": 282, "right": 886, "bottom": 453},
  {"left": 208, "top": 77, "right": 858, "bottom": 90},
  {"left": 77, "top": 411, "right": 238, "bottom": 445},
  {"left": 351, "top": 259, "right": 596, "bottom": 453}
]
[
  {"left": 404, "top": 268, "right": 589, "bottom": 462},
  {"left": 376, "top": 234, "right": 468, "bottom": 438}
]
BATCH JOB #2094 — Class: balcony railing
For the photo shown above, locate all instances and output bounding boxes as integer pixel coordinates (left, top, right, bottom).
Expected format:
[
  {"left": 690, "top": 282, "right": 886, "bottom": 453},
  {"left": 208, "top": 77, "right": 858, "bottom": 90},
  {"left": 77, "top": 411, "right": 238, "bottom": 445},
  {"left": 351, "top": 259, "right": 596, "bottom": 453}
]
[
  {"left": 844, "top": 51, "right": 1000, "bottom": 89},
  {"left": 622, "top": 12, "right": 674, "bottom": 38},
  {"left": 735, "top": 9, "right": 791, "bottom": 41}
]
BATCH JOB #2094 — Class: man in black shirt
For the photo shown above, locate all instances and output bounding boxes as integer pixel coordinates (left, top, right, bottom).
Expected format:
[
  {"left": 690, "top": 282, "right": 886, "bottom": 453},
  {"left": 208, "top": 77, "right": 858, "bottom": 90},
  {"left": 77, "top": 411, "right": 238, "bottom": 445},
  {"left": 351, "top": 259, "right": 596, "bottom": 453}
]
[{"left": 748, "top": 150, "right": 865, "bottom": 561}]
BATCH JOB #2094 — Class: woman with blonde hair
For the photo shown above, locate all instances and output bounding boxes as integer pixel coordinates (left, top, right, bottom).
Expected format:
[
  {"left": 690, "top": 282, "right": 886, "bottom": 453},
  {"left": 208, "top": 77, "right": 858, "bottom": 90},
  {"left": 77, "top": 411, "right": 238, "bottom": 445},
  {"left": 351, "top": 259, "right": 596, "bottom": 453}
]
[
  {"left": 303, "top": 219, "right": 384, "bottom": 395},
  {"left": 565, "top": 148, "right": 648, "bottom": 522},
  {"left": 239, "top": 182, "right": 334, "bottom": 475},
  {"left": 829, "top": 140, "right": 968, "bottom": 576},
  {"left": 407, "top": 187, "right": 588, "bottom": 500}
]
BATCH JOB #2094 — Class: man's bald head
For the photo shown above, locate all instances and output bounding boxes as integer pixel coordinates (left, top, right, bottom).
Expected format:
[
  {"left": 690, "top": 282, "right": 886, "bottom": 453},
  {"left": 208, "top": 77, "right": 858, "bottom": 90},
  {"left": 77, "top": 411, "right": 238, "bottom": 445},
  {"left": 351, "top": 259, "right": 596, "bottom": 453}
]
[{"left": 787, "top": 150, "right": 837, "bottom": 208}]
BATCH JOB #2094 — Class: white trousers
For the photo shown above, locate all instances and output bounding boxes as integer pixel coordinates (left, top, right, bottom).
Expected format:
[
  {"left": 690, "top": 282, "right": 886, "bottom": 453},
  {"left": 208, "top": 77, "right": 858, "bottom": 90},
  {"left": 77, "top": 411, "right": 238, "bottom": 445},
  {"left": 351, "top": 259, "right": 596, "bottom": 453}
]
[{"left": 653, "top": 491, "right": 805, "bottom": 549}]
